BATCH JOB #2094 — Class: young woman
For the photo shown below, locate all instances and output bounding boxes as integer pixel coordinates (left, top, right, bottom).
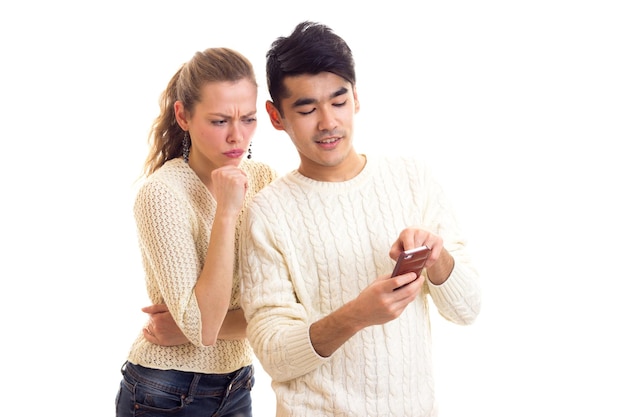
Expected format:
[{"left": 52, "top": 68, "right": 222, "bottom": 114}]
[{"left": 115, "top": 47, "right": 277, "bottom": 417}]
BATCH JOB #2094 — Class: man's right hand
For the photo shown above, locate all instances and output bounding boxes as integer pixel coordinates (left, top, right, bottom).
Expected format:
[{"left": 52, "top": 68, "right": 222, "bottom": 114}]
[
  {"left": 309, "top": 272, "right": 425, "bottom": 357},
  {"left": 142, "top": 303, "right": 189, "bottom": 346}
]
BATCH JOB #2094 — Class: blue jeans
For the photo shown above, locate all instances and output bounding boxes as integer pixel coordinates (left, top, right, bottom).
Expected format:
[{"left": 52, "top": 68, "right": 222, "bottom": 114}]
[{"left": 115, "top": 362, "right": 255, "bottom": 417}]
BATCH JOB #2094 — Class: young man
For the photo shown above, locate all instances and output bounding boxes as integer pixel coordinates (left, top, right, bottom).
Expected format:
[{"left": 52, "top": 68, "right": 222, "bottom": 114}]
[
  {"left": 238, "top": 21, "right": 481, "bottom": 416},
  {"left": 143, "top": 21, "right": 481, "bottom": 417}
]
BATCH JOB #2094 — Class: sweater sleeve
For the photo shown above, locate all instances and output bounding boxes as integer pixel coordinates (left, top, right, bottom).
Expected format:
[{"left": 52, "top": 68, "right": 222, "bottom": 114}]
[
  {"left": 417, "top": 162, "right": 482, "bottom": 325},
  {"left": 134, "top": 179, "right": 205, "bottom": 346},
  {"left": 240, "top": 199, "right": 330, "bottom": 383}
]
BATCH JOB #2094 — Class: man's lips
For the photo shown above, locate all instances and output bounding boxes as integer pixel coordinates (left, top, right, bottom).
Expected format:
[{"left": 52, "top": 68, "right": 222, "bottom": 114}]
[
  {"left": 316, "top": 137, "right": 340, "bottom": 144},
  {"left": 316, "top": 137, "right": 341, "bottom": 149}
]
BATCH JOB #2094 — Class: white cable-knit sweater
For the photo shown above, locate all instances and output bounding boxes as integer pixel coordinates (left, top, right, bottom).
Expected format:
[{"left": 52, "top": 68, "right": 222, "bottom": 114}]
[
  {"left": 126, "top": 158, "right": 277, "bottom": 374},
  {"left": 240, "top": 155, "right": 481, "bottom": 417}
]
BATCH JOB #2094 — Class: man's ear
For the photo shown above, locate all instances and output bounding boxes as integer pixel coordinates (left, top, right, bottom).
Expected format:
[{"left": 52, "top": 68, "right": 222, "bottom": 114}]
[
  {"left": 174, "top": 101, "right": 189, "bottom": 130},
  {"left": 353, "top": 85, "right": 360, "bottom": 114},
  {"left": 266, "top": 100, "right": 285, "bottom": 131}
]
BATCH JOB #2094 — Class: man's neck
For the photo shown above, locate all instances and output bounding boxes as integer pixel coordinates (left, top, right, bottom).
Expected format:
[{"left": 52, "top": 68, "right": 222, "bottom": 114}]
[{"left": 298, "top": 153, "right": 366, "bottom": 182}]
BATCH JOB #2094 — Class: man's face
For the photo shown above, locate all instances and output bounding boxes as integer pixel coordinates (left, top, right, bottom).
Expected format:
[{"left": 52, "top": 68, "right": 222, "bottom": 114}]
[{"left": 266, "top": 72, "right": 362, "bottom": 181}]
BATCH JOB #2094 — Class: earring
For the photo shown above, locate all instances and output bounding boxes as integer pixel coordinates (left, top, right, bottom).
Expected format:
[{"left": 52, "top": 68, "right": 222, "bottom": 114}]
[
  {"left": 247, "top": 142, "right": 252, "bottom": 159},
  {"left": 183, "top": 131, "right": 190, "bottom": 163}
]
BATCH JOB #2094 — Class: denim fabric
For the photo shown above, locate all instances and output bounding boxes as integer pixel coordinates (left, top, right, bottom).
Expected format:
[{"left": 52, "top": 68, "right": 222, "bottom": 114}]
[{"left": 115, "top": 362, "right": 255, "bottom": 417}]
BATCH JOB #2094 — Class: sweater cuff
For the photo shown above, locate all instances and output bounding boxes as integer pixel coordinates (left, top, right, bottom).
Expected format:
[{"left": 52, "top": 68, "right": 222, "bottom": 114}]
[
  {"left": 428, "top": 261, "right": 474, "bottom": 303},
  {"left": 427, "top": 261, "right": 481, "bottom": 325},
  {"left": 271, "top": 324, "right": 330, "bottom": 382}
]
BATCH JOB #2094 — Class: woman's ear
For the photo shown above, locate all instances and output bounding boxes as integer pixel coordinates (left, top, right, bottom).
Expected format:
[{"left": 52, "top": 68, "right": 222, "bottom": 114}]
[
  {"left": 265, "top": 100, "right": 284, "bottom": 131},
  {"left": 174, "top": 101, "right": 189, "bottom": 130}
]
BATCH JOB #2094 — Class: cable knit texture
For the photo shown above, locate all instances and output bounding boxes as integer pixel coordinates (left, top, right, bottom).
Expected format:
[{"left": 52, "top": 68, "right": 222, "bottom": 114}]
[
  {"left": 240, "top": 155, "right": 481, "bottom": 417},
  {"left": 127, "top": 158, "right": 277, "bottom": 374}
]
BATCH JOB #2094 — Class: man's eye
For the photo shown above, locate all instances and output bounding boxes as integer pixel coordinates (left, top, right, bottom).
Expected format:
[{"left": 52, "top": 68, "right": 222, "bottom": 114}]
[
  {"left": 333, "top": 100, "right": 347, "bottom": 107},
  {"left": 299, "top": 108, "right": 315, "bottom": 115}
]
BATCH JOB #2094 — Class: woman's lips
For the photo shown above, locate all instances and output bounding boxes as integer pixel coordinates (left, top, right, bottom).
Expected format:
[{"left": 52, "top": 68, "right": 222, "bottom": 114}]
[{"left": 224, "top": 149, "right": 245, "bottom": 158}]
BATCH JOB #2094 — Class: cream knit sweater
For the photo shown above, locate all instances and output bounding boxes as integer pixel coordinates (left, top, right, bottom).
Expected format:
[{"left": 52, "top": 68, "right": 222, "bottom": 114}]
[
  {"left": 240, "top": 155, "right": 481, "bottom": 417},
  {"left": 127, "top": 158, "right": 277, "bottom": 374}
]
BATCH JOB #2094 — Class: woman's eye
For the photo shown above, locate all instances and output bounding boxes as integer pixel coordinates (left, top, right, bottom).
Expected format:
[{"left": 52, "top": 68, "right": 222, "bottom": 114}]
[
  {"left": 244, "top": 117, "right": 257, "bottom": 124},
  {"left": 212, "top": 120, "right": 227, "bottom": 126}
]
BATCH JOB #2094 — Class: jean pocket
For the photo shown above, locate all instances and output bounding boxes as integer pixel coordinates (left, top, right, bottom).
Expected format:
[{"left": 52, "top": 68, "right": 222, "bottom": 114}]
[
  {"left": 133, "top": 382, "right": 185, "bottom": 415},
  {"left": 236, "top": 366, "right": 255, "bottom": 391}
]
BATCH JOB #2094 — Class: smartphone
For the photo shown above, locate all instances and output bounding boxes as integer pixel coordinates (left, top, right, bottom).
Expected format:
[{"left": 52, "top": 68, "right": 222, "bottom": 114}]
[{"left": 391, "top": 245, "right": 431, "bottom": 278}]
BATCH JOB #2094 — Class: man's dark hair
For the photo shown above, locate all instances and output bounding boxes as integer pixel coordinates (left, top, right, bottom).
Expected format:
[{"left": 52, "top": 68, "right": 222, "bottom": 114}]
[{"left": 266, "top": 21, "right": 356, "bottom": 113}]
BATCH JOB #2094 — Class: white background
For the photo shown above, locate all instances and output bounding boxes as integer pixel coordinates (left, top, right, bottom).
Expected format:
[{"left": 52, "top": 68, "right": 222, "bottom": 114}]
[{"left": 1, "top": 1, "right": 624, "bottom": 416}]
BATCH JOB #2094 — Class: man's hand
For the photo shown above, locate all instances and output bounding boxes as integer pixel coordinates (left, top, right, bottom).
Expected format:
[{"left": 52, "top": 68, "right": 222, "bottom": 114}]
[
  {"left": 389, "top": 227, "right": 454, "bottom": 285},
  {"left": 142, "top": 304, "right": 189, "bottom": 346},
  {"left": 310, "top": 271, "right": 425, "bottom": 357}
]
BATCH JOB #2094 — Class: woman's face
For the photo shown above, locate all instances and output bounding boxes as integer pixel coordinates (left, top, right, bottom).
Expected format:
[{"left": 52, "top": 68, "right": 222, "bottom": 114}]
[{"left": 183, "top": 79, "right": 258, "bottom": 173}]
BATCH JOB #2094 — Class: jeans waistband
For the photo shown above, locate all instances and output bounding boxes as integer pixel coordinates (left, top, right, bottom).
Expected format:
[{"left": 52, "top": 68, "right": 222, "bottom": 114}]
[{"left": 122, "top": 361, "right": 252, "bottom": 397}]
